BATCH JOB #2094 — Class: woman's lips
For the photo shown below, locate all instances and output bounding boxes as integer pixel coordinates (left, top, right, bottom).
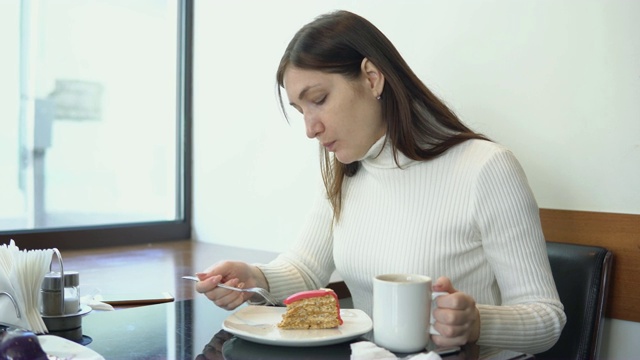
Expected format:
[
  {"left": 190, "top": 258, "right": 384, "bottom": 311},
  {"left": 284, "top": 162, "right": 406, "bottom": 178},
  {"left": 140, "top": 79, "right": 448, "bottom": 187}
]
[{"left": 322, "top": 141, "right": 336, "bottom": 151}]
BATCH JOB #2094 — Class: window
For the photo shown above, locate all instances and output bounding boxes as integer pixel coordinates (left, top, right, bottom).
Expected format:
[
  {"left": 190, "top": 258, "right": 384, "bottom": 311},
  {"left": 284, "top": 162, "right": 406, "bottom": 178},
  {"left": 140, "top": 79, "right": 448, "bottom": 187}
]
[{"left": 0, "top": 0, "right": 192, "bottom": 249}]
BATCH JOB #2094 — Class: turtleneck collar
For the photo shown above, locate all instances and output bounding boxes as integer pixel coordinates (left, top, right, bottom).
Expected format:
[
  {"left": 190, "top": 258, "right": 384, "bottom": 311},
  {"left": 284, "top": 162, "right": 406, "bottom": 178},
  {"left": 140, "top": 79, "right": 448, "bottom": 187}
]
[{"left": 359, "top": 135, "right": 417, "bottom": 169}]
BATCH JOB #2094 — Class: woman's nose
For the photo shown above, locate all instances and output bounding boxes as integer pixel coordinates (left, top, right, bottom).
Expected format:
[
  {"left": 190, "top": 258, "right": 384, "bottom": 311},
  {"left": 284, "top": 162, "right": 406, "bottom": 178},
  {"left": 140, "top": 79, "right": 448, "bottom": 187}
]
[{"left": 304, "top": 114, "right": 323, "bottom": 139}]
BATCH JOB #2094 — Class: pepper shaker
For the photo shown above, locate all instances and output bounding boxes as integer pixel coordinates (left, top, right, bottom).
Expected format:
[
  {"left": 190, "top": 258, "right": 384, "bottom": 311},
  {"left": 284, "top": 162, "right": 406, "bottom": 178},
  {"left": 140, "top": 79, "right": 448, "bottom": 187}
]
[{"left": 40, "top": 271, "right": 80, "bottom": 316}]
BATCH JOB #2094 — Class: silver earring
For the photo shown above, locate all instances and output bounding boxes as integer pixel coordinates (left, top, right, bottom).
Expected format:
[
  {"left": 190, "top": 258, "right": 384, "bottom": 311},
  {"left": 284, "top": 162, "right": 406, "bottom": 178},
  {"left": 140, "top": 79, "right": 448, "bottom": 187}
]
[{"left": 376, "top": 95, "right": 381, "bottom": 100}]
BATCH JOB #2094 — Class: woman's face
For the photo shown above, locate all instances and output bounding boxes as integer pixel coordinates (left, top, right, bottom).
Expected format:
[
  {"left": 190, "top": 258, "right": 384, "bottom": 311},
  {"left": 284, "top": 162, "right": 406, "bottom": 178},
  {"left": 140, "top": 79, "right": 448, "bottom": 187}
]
[{"left": 283, "top": 65, "right": 386, "bottom": 164}]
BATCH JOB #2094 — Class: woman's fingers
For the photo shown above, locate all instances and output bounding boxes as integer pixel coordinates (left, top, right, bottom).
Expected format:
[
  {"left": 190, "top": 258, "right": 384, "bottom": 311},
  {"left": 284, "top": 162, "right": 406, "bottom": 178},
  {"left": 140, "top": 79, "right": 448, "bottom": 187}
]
[
  {"left": 431, "top": 282, "right": 481, "bottom": 346},
  {"left": 208, "top": 278, "right": 246, "bottom": 310},
  {"left": 193, "top": 261, "right": 260, "bottom": 310}
]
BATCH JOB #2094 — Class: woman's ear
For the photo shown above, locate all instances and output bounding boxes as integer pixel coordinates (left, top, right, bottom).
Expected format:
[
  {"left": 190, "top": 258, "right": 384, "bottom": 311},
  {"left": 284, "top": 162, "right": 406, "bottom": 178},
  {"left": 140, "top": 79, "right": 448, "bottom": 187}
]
[{"left": 361, "top": 58, "right": 385, "bottom": 98}]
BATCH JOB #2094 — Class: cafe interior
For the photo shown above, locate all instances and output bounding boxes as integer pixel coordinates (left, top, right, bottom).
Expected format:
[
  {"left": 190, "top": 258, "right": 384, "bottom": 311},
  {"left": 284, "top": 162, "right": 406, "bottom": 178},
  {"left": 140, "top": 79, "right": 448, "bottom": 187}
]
[{"left": 0, "top": 1, "right": 638, "bottom": 359}]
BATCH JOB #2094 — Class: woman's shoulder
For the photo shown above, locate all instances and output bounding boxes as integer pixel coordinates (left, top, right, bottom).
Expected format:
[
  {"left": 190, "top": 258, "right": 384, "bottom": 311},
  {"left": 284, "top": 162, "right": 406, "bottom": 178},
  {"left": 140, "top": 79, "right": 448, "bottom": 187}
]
[{"left": 447, "top": 139, "right": 513, "bottom": 162}]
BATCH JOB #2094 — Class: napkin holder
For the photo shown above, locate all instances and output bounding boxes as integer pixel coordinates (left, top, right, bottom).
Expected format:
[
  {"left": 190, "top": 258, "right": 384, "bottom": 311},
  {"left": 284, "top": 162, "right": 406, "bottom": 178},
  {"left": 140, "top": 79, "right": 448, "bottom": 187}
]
[
  {"left": 39, "top": 248, "right": 92, "bottom": 344},
  {"left": 0, "top": 291, "right": 21, "bottom": 330}
]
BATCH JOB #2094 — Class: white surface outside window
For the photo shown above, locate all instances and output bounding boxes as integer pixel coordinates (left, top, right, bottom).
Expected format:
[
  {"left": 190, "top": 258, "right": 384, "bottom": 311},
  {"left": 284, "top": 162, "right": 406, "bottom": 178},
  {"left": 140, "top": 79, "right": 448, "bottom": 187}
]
[{"left": 0, "top": 0, "right": 180, "bottom": 231}]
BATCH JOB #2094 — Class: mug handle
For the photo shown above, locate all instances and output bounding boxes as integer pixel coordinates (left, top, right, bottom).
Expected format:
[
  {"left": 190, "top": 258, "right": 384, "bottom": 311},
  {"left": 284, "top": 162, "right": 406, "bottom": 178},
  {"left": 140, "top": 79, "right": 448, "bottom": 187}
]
[{"left": 429, "top": 291, "right": 448, "bottom": 335}]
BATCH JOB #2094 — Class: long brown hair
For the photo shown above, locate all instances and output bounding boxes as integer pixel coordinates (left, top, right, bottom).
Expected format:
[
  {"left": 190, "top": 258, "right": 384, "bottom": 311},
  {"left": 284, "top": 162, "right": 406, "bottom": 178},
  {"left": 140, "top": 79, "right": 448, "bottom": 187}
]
[{"left": 276, "top": 10, "right": 488, "bottom": 221}]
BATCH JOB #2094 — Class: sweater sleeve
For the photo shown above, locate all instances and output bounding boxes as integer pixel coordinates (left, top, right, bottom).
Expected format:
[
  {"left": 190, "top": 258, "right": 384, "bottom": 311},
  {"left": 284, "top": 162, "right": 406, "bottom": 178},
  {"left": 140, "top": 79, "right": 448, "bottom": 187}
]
[
  {"left": 473, "top": 147, "right": 566, "bottom": 353},
  {"left": 255, "top": 191, "right": 336, "bottom": 301}
]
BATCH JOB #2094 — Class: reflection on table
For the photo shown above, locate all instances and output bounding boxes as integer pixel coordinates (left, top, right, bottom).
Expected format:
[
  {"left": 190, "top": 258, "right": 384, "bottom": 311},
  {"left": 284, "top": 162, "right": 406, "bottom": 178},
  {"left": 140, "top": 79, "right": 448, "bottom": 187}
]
[{"left": 82, "top": 295, "right": 532, "bottom": 360}]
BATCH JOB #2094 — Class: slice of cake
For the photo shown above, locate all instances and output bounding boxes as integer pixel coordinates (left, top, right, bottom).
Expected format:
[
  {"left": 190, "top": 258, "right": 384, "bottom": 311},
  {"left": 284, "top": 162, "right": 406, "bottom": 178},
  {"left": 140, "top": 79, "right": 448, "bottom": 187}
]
[{"left": 277, "top": 288, "right": 343, "bottom": 329}]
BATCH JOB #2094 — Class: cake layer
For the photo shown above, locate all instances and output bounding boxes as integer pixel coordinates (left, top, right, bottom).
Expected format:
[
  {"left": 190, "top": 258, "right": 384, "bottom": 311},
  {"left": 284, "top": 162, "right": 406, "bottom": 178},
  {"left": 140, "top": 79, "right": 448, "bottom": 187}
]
[{"left": 278, "top": 288, "right": 343, "bottom": 329}]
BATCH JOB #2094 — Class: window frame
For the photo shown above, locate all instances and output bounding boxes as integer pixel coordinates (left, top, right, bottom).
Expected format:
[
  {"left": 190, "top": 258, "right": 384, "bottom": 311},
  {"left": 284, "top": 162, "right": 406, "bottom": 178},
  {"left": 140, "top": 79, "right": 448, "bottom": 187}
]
[{"left": 0, "top": 0, "right": 193, "bottom": 250}]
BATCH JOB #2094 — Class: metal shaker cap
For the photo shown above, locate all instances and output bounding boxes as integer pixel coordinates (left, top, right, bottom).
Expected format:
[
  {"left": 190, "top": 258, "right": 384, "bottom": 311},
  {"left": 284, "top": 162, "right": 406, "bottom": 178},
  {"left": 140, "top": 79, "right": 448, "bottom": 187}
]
[
  {"left": 41, "top": 271, "right": 80, "bottom": 290},
  {"left": 63, "top": 271, "right": 80, "bottom": 286},
  {"left": 42, "top": 272, "right": 63, "bottom": 290}
]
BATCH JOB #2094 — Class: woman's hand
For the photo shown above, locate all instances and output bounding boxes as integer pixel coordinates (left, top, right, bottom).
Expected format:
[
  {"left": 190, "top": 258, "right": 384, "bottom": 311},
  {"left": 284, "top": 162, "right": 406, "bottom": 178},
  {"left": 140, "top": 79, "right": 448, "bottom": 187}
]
[
  {"left": 194, "top": 261, "right": 268, "bottom": 310},
  {"left": 430, "top": 276, "right": 481, "bottom": 347}
]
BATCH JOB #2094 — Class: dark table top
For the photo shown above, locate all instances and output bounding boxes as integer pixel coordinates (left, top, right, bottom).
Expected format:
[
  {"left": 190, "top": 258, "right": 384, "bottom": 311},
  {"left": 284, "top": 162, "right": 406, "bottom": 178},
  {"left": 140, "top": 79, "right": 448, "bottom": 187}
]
[{"left": 80, "top": 295, "right": 532, "bottom": 360}]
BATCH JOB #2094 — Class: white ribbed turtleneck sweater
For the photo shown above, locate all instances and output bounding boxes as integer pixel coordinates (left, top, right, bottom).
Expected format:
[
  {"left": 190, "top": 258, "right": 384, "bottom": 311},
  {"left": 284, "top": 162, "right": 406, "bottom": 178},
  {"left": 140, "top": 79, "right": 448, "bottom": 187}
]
[{"left": 257, "top": 136, "right": 566, "bottom": 354}]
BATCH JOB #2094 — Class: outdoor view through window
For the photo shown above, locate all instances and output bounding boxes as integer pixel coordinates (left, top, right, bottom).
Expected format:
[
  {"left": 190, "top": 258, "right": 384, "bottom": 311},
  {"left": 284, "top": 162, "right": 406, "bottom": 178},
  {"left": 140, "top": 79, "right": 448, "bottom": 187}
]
[{"left": 0, "top": 1, "right": 181, "bottom": 232}]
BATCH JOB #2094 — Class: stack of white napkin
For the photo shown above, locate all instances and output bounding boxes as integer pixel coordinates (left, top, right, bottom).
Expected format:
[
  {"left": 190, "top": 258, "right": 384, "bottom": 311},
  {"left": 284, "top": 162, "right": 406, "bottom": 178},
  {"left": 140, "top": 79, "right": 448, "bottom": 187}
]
[
  {"left": 0, "top": 240, "right": 53, "bottom": 333},
  {"left": 350, "top": 341, "right": 442, "bottom": 360}
]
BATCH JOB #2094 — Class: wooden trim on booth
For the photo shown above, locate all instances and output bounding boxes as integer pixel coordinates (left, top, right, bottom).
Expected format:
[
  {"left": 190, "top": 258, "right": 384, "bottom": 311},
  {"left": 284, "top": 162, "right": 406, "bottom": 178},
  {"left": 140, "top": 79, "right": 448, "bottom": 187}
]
[{"left": 539, "top": 208, "right": 640, "bottom": 323}]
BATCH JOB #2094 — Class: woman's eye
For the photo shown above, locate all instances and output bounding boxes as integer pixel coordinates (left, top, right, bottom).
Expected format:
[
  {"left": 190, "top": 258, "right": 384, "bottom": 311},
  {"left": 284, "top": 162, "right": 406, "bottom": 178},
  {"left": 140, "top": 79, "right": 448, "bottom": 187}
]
[{"left": 314, "top": 95, "right": 327, "bottom": 105}]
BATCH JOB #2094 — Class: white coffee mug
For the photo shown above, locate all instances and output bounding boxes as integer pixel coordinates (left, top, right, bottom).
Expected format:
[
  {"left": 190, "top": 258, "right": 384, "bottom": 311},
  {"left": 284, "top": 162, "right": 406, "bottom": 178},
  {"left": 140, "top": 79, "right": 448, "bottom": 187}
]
[{"left": 373, "top": 274, "right": 447, "bottom": 353}]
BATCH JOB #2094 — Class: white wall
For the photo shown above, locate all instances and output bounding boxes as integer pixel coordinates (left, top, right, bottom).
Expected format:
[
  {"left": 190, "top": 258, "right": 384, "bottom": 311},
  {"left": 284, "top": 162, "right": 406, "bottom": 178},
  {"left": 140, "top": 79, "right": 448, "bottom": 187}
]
[{"left": 193, "top": 1, "right": 640, "bottom": 358}]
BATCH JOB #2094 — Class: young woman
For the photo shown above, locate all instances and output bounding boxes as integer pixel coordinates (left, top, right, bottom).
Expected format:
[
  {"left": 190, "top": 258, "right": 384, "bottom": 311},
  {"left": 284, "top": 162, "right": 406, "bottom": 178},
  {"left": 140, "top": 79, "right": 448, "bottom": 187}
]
[{"left": 196, "top": 10, "right": 565, "bottom": 354}]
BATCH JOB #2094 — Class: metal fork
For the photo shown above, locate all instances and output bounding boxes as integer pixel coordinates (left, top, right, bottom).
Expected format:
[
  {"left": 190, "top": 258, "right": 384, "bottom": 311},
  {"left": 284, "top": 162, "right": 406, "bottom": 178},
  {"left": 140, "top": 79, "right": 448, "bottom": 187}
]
[{"left": 182, "top": 275, "right": 280, "bottom": 306}]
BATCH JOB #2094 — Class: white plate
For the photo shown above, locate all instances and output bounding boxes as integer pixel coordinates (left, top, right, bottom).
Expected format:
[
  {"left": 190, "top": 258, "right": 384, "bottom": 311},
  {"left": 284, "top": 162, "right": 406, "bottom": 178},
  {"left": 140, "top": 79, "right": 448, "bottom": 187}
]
[
  {"left": 38, "top": 335, "right": 105, "bottom": 360},
  {"left": 222, "top": 305, "right": 372, "bottom": 347}
]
